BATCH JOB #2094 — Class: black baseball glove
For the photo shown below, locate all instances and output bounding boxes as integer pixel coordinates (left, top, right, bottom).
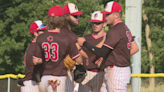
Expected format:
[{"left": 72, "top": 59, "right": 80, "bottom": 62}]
[
  {"left": 17, "top": 78, "right": 25, "bottom": 87},
  {"left": 74, "top": 65, "right": 86, "bottom": 83}
]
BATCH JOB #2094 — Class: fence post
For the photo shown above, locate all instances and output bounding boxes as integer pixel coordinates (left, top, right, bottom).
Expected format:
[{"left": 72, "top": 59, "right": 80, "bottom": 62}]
[{"left": 7, "top": 77, "right": 10, "bottom": 92}]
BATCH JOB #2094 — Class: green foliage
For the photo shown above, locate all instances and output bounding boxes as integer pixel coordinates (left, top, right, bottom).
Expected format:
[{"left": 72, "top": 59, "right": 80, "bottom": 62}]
[
  {"left": 142, "top": 0, "right": 164, "bottom": 73},
  {"left": 2, "top": 0, "right": 163, "bottom": 75},
  {"left": 0, "top": 0, "right": 111, "bottom": 74}
]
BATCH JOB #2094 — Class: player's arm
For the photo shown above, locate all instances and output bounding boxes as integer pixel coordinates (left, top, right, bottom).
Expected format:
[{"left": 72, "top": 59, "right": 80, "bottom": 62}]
[
  {"left": 33, "top": 57, "right": 42, "bottom": 65},
  {"left": 33, "top": 38, "right": 43, "bottom": 65},
  {"left": 74, "top": 55, "right": 82, "bottom": 65},
  {"left": 130, "top": 41, "right": 139, "bottom": 55},
  {"left": 83, "top": 42, "right": 112, "bottom": 57},
  {"left": 68, "top": 38, "right": 83, "bottom": 65},
  {"left": 76, "top": 43, "right": 91, "bottom": 58},
  {"left": 76, "top": 34, "right": 106, "bottom": 58},
  {"left": 78, "top": 30, "right": 119, "bottom": 58}
]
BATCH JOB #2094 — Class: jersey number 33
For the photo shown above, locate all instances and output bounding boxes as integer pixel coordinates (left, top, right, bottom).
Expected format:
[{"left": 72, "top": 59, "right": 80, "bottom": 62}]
[{"left": 42, "top": 42, "right": 59, "bottom": 62}]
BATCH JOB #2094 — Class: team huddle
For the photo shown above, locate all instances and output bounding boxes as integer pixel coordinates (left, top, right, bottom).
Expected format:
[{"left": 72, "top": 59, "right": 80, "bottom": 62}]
[{"left": 18, "top": 1, "right": 139, "bottom": 92}]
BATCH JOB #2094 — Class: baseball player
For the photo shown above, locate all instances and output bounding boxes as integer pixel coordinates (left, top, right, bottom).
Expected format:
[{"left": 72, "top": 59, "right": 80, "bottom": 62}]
[
  {"left": 21, "top": 20, "right": 49, "bottom": 92},
  {"left": 77, "top": 1, "right": 139, "bottom": 92},
  {"left": 62, "top": 3, "right": 83, "bottom": 42},
  {"left": 62, "top": 3, "right": 83, "bottom": 92},
  {"left": 77, "top": 11, "right": 107, "bottom": 92},
  {"left": 33, "top": 6, "right": 82, "bottom": 92}
]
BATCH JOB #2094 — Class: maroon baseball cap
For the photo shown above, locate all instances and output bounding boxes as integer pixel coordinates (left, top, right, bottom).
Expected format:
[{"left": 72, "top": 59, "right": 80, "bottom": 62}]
[
  {"left": 101, "top": 1, "right": 122, "bottom": 14},
  {"left": 63, "top": 3, "right": 83, "bottom": 15},
  {"left": 89, "top": 11, "right": 106, "bottom": 22},
  {"left": 48, "top": 5, "right": 64, "bottom": 16},
  {"left": 29, "top": 20, "right": 49, "bottom": 34}
]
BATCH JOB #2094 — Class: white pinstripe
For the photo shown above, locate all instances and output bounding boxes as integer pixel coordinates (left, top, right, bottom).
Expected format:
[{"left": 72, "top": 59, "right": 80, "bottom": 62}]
[
  {"left": 101, "top": 66, "right": 131, "bottom": 92},
  {"left": 39, "top": 75, "right": 67, "bottom": 92},
  {"left": 21, "top": 80, "right": 39, "bottom": 92},
  {"left": 78, "top": 70, "right": 105, "bottom": 92},
  {"left": 65, "top": 71, "right": 74, "bottom": 92}
]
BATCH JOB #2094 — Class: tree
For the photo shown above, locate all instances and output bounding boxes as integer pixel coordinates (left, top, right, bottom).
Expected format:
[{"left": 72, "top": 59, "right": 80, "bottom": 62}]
[
  {"left": 142, "top": 0, "right": 164, "bottom": 90},
  {"left": 0, "top": 0, "right": 106, "bottom": 74}
]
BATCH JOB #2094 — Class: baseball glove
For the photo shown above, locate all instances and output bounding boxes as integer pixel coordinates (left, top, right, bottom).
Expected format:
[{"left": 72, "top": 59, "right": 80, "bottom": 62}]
[
  {"left": 64, "top": 55, "right": 76, "bottom": 70},
  {"left": 48, "top": 78, "right": 60, "bottom": 90},
  {"left": 17, "top": 78, "right": 24, "bottom": 87},
  {"left": 74, "top": 65, "right": 86, "bottom": 83}
]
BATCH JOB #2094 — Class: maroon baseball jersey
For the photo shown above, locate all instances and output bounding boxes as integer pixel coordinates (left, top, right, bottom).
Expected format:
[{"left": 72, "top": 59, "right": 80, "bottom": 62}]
[
  {"left": 60, "top": 27, "right": 78, "bottom": 43},
  {"left": 23, "top": 41, "right": 43, "bottom": 81},
  {"left": 83, "top": 33, "right": 106, "bottom": 70},
  {"left": 33, "top": 30, "right": 80, "bottom": 76},
  {"left": 103, "top": 21, "right": 134, "bottom": 67}
]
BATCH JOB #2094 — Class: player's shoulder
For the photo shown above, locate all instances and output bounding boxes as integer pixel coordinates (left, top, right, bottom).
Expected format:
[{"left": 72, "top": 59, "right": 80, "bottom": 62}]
[
  {"left": 113, "top": 22, "right": 126, "bottom": 31},
  {"left": 84, "top": 34, "right": 92, "bottom": 38},
  {"left": 26, "top": 41, "right": 36, "bottom": 52},
  {"left": 60, "top": 27, "right": 70, "bottom": 34},
  {"left": 37, "top": 32, "right": 47, "bottom": 39}
]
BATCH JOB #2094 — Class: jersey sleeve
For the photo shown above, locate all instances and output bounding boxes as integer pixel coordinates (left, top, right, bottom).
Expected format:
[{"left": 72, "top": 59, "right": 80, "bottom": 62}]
[
  {"left": 67, "top": 37, "right": 80, "bottom": 59},
  {"left": 103, "top": 29, "right": 120, "bottom": 49},
  {"left": 33, "top": 38, "right": 42, "bottom": 59}
]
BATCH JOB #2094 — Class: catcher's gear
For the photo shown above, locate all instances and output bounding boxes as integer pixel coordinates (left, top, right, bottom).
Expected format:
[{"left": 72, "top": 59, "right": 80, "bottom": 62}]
[
  {"left": 17, "top": 78, "right": 25, "bottom": 87},
  {"left": 74, "top": 65, "right": 86, "bottom": 83},
  {"left": 64, "top": 55, "right": 76, "bottom": 70},
  {"left": 48, "top": 78, "right": 60, "bottom": 90}
]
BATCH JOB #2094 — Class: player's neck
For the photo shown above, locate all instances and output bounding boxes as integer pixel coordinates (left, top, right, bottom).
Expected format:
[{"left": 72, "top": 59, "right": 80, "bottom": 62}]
[
  {"left": 68, "top": 24, "right": 71, "bottom": 30},
  {"left": 93, "top": 29, "right": 105, "bottom": 37},
  {"left": 33, "top": 37, "right": 37, "bottom": 41},
  {"left": 112, "top": 19, "right": 122, "bottom": 26}
]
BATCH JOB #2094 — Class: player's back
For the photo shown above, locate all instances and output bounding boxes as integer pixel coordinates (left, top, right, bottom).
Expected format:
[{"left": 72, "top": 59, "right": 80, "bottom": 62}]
[
  {"left": 60, "top": 27, "right": 78, "bottom": 43},
  {"left": 36, "top": 30, "right": 79, "bottom": 76}
]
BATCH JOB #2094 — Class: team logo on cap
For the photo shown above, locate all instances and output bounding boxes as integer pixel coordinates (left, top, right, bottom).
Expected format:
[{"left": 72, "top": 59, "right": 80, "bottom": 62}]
[
  {"left": 47, "top": 36, "right": 53, "bottom": 42},
  {"left": 51, "top": 13, "right": 55, "bottom": 16},
  {"left": 75, "top": 6, "right": 77, "bottom": 10},
  {"left": 94, "top": 13, "right": 98, "bottom": 18}
]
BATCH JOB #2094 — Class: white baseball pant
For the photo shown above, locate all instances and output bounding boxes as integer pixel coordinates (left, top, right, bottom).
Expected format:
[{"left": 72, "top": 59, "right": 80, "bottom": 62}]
[
  {"left": 39, "top": 75, "right": 67, "bottom": 92},
  {"left": 65, "top": 71, "right": 74, "bottom": 92},
  {"left": 21, "top": 80, "right": 39, "bottom": 92},
  {"left": 78, "top": 70, "right": 105, "bottom": 92},
  {"left": 101, "top": 66, "right": 131, "bottom": 92}
]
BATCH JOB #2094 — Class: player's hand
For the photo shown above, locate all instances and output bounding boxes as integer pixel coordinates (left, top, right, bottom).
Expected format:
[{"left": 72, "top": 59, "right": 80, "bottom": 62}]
[{"left": 77, "top": 37, "right": 86, "bottom": 46}]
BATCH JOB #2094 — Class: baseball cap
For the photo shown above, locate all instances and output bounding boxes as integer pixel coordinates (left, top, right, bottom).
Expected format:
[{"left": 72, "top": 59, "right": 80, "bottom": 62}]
[
  {"left": 29, "top": 20, "right": 49, "bottom": 34},
  {"left": 63, "top": 3, "right": 83, "bottom": 15},
  {"left": 89, "top": 11, "right": 106, "bottom": 23},
  {"left": 101, "top": 1, "right": 122, "bottom": 14},
  {"left": 48, "top": 5, "right": 64, "bottom": 16}
]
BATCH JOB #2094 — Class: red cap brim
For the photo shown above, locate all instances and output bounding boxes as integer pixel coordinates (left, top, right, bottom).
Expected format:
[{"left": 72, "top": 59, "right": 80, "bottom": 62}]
[
  {"left": 38, "top": 26, "right": 49, "bottom": 31},
  {"left": 70, "top": 11, "right": 83, "bottom": 15},
  {"left": 89, "top": 19, "right": 105, "bottom": 23},
  {"left": 101, "top": 11, "right": 112, "bottom": 14}
]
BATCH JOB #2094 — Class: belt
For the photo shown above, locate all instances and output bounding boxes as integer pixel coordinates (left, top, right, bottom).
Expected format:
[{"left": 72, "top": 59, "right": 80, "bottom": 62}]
[
  {"left": 105, "top": 65, "right": 114, "bottom": 69},
  {"left": 88, "top": 69, "right": 99, "bottom": 72}
]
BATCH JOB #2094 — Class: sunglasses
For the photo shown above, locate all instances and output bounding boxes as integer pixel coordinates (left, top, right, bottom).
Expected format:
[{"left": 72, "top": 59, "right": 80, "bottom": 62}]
[
  {"left": 105, "top": 13, "right": 112, "bottom": 17},
  {"left": 38, "top": 24, "right": 46, "bottom": 29},
  {"left": 71, "top": 15, "right": 80, "bottom": 19},
  {"left": 91, "top": 22, "right": 104, "bottom": 25}
]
